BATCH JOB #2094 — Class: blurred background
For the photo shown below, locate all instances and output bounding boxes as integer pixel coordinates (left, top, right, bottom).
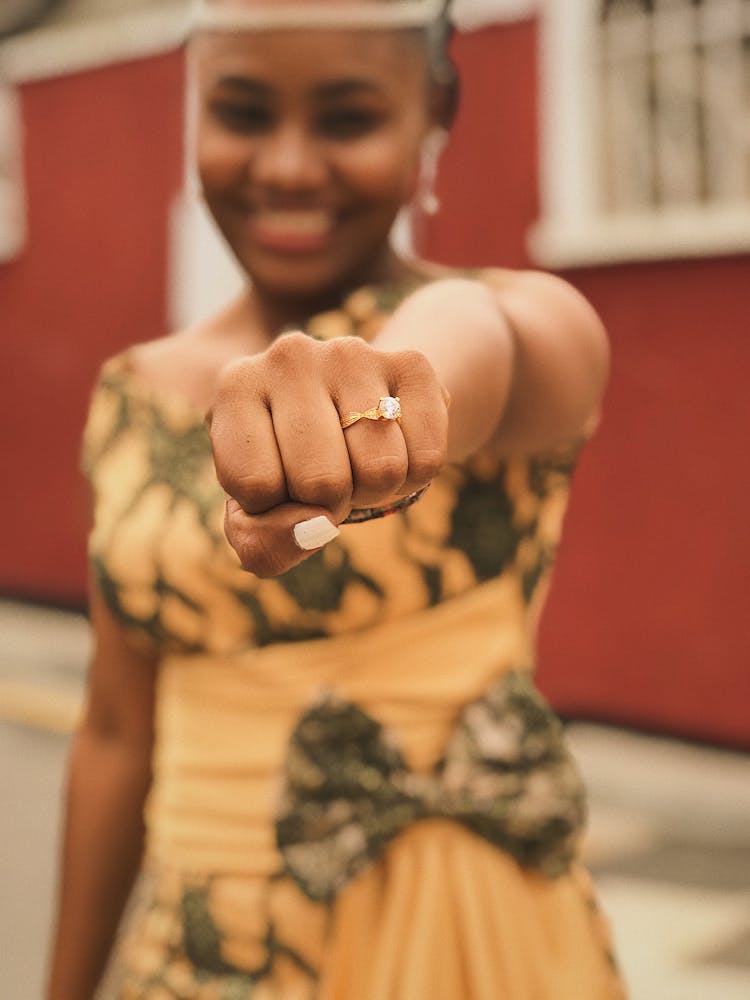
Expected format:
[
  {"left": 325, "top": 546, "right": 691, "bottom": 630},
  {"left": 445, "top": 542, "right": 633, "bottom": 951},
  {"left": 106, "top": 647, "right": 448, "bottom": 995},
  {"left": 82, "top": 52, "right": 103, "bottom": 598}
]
[{"left": 1, "top": 1, "right": 748, "bottom": 997}]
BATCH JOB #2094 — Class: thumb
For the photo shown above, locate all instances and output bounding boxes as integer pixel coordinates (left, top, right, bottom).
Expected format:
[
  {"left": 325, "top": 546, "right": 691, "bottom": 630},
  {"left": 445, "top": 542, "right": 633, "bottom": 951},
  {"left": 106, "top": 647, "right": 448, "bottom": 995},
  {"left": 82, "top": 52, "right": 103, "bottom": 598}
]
[{"left": 225, "top": 499, "right": 341, "bottom": 578}]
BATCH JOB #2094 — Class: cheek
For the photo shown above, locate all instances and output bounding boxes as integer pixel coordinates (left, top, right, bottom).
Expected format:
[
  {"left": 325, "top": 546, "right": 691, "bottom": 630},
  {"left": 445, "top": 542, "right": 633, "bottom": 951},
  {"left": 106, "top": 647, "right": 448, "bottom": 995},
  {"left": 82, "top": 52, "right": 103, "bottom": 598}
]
[
  {"left": 197, "top": 125, "right": 249, "bottom": 190},
  {"left": 339, "top": 138, "right": 421, "bottom": 205}
]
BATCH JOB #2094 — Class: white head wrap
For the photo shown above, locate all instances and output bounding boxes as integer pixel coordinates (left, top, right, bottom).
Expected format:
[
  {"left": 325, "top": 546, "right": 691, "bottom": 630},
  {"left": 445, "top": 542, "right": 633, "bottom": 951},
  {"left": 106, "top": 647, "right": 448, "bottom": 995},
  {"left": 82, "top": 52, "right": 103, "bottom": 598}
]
[
  {"left": 190, "top": 0, "right": 529, "bottom": 34},
  {"left": 191, "top": 0, "right": 447, "bottom": 33}
]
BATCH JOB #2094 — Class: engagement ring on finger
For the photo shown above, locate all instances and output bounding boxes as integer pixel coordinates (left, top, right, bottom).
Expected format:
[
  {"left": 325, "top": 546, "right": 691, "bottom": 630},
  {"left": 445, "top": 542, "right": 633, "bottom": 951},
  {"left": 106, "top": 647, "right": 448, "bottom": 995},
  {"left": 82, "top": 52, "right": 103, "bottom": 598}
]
[{"left": 340, "top": 396, "right": 401, "bottom": 429}]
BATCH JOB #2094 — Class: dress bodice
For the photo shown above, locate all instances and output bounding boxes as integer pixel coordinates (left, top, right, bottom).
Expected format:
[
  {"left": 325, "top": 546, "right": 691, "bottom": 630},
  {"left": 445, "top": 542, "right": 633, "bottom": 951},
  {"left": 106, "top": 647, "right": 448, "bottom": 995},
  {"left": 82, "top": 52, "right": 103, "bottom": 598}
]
[{"left": 82, "top": 279, "right": 580, "bottom": 660}]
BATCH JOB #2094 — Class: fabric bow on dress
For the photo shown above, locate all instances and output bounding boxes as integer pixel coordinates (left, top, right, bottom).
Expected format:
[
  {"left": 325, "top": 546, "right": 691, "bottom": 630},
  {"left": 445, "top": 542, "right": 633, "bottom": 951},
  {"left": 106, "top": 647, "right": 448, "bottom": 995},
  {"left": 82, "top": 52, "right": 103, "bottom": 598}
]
[{"left": 277, "top": 671, "right": 587, "bottom": 903}]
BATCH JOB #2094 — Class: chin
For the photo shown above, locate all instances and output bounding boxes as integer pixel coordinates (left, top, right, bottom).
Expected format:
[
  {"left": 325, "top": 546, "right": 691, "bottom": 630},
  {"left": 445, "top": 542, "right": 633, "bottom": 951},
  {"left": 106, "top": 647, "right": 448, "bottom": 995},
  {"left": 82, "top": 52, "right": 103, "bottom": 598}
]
[
  {"left": 240, "top": 248, "right": 376, "bottom": 305},
  {"left": 226, "top": 213, "right": 397, "bottom": 305},
  {"left": 248, "top": 265, "right": 342, "bottom": 303}
]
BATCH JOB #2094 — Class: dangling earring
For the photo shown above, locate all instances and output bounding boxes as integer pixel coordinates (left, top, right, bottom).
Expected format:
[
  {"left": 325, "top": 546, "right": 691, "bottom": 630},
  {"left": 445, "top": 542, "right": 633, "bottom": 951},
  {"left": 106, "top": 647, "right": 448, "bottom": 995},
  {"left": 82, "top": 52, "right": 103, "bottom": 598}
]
[
  {"left": 417, "top": 128, "right": 448, "bottom": 216},
  {"left": 389, "top": 129, "right": 449, "bottom": 256}
]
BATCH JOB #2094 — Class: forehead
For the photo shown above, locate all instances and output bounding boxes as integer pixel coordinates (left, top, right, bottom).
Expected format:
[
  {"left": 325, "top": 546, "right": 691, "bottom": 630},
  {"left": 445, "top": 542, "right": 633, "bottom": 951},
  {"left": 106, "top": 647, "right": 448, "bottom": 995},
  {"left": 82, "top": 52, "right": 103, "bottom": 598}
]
[{"left": 193, "top": 27, "right": 428, "bottom": 96}]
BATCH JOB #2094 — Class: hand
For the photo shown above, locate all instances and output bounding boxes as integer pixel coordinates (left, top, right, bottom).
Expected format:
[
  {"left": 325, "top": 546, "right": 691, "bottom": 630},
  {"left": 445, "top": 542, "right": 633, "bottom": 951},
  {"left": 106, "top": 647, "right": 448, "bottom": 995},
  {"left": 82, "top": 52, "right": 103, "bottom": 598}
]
[{"left": 209, "top": 332, "right": 449, "bottom": 576}]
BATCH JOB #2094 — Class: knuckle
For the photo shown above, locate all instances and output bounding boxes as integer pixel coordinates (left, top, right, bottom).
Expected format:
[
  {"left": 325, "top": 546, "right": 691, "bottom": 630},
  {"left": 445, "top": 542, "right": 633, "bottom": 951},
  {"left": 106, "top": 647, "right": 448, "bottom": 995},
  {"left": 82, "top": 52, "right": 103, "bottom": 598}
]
[
  {"left": 291, "top": 469, "right": 351, "bottom": 507},
  {"left": 354, "top": 453, "right": 407, "bottom": 491},
  {"left": 391, "top": 349, "right": 434, "bottom": 384},
  {"left": 216, "top": 467, "right": 284, "bottom": 513},
  {"left": 266, "top": 330, "right": 310, "bottom": 364},
  {"left": 215, "top": 356, "right": 259, "bottom": 400},
  {"left": 262, "top": 332, "right": 319, "bottom": 387},
  {"left": 326, "top": 336, "right": 372, "bottom": 380},
  {"left": 328, "top": 335, "right": 368, "bottom": 359},
  {"left": 408, "top": 445, "right": 446, "bottom": 484}
]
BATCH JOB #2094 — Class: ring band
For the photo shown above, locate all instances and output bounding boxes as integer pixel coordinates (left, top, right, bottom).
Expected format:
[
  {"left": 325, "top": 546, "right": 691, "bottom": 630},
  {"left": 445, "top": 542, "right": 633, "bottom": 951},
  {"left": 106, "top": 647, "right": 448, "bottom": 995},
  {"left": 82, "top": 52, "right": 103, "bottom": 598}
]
[{"left": 341, "top": 395, "right": 401, "bottom": 429}]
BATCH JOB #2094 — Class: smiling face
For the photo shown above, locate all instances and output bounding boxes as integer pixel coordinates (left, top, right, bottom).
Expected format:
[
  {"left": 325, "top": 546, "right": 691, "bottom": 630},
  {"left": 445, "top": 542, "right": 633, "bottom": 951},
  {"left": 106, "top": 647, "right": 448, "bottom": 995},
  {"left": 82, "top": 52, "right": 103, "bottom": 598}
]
[{"left": 194, "top": 25, "right": 436, "bottom": 304}]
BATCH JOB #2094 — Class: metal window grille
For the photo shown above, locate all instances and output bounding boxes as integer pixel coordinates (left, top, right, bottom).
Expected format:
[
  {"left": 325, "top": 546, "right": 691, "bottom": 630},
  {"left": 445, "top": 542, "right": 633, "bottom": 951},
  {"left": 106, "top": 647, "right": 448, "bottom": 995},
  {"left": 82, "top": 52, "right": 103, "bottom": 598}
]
[{"left": 599, "top": 0, "right": 750, "bottom": 214}]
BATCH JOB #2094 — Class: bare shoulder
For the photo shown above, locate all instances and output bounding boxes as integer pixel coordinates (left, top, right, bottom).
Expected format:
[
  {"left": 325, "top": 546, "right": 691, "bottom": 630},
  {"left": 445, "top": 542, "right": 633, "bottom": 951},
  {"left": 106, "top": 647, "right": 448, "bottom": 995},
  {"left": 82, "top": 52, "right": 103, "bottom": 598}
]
[
  {"left": 480, "top": 267, "right": 608, "bottom": 378},
  {"left": 127, "top": 326, "right": 205, "bottom": 382},
  {"left": 410, "top": 262, "right": 606, "bottom": 352},
  {"left": 481, "top": 267, "right": 606, "bottom": 338},
  {"left": 120, "top": 297, "right": 260, "bottom": 411}
]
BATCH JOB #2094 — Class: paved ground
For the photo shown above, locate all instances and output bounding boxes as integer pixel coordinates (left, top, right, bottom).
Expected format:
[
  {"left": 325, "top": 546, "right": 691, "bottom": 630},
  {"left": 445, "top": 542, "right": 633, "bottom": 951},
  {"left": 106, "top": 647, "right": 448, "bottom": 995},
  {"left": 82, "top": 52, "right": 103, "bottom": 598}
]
[{"left": 2, "top": 599, "right": 749, "bottom": 1000}]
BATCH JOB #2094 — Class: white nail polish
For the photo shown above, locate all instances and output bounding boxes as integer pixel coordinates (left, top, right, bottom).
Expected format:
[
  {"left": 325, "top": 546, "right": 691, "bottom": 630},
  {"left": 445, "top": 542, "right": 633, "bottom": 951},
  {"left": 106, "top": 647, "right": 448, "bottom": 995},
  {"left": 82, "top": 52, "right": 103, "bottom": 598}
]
[{"left": 293, "top": 516, "right": 340, "bottom": 551}]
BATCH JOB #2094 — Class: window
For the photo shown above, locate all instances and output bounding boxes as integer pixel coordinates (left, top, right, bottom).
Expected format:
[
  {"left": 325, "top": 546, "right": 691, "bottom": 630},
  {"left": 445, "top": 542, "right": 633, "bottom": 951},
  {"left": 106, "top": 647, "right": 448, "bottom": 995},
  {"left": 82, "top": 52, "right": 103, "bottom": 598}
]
[{"left": 530, "top": 0, "right": 750, "bottom": 266}]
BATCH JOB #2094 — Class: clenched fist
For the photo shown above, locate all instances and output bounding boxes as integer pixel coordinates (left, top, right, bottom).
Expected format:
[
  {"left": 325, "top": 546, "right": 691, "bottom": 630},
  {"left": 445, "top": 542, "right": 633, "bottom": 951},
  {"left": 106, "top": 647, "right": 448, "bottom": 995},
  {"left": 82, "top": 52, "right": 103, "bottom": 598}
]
[{"left": 208, "top": 332, "right": 449, "bottom": 577}]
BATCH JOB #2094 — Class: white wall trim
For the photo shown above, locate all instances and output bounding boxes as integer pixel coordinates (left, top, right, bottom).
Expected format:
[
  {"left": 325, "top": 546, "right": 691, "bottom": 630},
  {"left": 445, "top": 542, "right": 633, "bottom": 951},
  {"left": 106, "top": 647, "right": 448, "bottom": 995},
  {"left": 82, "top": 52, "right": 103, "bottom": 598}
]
[
  {"left": 168, "top": 192, "right": 246, "bottom": 331},
  {"left": 529, "top": 204, "right": 750, "bottom": 268},
  {"left": 536, "top": 0, "right": 600, "bottom": 230},
  {"left": 0, "top": 3, "right": 189, "bottom": 84},
  {"left": 451, "top": 0, "right": 539, "bottom": 31},
  {"left": 0, "top": 0, "right": 539, "bottom": 87},
  {"left": 0, "top": 85, "right": 26, "bottom": 262}
]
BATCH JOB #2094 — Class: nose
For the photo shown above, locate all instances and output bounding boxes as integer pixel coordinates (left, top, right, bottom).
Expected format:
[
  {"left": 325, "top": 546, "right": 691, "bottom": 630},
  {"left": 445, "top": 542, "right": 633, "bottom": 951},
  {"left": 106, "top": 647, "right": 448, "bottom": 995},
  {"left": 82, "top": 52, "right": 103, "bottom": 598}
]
[{"left": 251, "top": 124, "right": 327, "bottom": 193}]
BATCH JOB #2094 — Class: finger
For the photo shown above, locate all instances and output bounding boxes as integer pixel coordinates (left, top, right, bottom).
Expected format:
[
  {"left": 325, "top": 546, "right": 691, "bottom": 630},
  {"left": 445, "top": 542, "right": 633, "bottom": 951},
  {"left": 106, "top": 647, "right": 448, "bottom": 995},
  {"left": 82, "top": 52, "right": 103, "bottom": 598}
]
[
  {"left": 271, "top": 387, "right": 353, "bottom": 523},
  {"left": 225, "top": 499, "right": 341, "bottom": 578},
  {"left": 209, "top": 361, "right": 287, "bottom": 515},
  {"left": 342, "top": 419, "right": 408, "bottom": 508},
  {"left": 389, "top": 351, "right": 448, "bottom": 492},
  {"left": 338, "top": 393, "right": 409, "bottom": 509}
]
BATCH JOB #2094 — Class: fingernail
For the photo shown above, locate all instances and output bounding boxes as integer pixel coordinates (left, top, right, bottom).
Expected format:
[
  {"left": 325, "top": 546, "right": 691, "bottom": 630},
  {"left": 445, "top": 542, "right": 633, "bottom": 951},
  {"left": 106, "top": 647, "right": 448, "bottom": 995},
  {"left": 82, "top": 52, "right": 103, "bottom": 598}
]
[{"left": 293, "top": 516, "right": 340, "bottom": 551}]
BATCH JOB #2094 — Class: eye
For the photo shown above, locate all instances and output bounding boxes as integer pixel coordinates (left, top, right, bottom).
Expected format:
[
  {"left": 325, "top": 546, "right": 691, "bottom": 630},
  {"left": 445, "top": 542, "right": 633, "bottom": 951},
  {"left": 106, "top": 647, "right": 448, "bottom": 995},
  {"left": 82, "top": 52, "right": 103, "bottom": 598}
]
[
  {"left": 316, "top": 107, "right": 384, "bottom": 140},
  {"left": 210, "top": 102, "right": 273, "bottom": 134}
]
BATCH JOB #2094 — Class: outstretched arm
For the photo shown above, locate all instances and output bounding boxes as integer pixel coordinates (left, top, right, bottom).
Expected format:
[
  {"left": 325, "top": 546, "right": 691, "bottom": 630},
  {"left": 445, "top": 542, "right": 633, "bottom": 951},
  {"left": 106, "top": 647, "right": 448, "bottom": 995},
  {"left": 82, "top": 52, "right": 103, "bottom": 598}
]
[
  {"left": 372, "top": 271, "right": 608, "bottom": 458},
  {"left": 209, "top": 271, "right": 608, "bottom": 577}
]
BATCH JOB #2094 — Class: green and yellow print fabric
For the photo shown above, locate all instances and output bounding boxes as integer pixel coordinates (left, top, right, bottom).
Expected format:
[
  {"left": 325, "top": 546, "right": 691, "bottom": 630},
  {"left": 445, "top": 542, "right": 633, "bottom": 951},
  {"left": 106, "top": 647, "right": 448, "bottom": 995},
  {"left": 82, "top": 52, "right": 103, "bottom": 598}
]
[
  {"left": 82, "top": 281, "right": 580, "bottom": 657},
  {"left": 277, "top": 671, "right": 587, "bottom": 902},
  {"left": 114, "top": 868, "right": 326, "bottom": 999}
]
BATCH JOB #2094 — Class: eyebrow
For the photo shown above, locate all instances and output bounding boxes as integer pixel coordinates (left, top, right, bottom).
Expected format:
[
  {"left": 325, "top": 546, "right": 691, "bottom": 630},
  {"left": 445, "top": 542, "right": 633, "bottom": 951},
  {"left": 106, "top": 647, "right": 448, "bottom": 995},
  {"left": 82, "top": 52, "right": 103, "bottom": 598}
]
[
  {"left": 314, "top": 79, "right": 384, "bottom": 100},
  {"left": 213, "top": 76, "right": 384, "bottom": 100},
  {"left": 214, "top": 76, "right": 273, "bottom": 97}
]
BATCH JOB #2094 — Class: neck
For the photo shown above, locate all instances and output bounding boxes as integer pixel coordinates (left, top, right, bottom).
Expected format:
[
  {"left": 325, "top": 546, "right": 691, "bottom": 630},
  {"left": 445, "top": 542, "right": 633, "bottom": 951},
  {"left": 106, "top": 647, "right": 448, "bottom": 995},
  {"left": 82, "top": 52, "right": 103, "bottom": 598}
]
[{"left": 247, "top": 250, "right": 418, "bottom": 337}]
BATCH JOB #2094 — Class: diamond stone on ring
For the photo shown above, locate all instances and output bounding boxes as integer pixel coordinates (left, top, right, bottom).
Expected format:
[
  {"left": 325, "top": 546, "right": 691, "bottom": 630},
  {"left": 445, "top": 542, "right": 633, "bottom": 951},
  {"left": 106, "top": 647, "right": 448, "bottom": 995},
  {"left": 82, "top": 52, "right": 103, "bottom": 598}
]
[{"left": 341, "top": 396, "right": 401, "bottom": 429}]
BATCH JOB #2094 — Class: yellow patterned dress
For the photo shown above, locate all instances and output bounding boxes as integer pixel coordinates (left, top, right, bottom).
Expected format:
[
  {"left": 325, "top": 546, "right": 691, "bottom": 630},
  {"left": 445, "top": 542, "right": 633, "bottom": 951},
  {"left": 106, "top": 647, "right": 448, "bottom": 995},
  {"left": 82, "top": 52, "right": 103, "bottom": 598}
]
[{"left": 83, "top": 280, "right": 625, "bottom": 1000}]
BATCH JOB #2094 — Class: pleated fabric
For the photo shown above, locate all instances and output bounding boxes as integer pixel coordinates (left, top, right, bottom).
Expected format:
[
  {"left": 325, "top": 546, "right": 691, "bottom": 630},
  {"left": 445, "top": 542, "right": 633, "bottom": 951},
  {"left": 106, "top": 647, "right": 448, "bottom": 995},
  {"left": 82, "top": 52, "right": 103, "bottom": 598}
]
[{"left": 322, "top": 824, "right": 623, "bottom": 1000}]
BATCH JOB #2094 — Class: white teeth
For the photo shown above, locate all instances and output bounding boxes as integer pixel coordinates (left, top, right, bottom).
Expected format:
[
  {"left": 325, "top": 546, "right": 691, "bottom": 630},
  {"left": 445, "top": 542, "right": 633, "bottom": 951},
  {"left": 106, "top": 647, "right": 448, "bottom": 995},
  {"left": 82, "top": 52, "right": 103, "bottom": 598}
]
[{"left": 255, "top": 209, "right": 332, "bottom": 236}]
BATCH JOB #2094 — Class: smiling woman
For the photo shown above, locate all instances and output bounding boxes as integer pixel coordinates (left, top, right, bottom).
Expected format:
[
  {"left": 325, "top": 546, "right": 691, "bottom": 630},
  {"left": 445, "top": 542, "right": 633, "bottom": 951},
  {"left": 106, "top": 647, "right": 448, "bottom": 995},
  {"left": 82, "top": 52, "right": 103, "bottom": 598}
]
[
  {"left": 45, "top": 2, "right": 622, "bottom": 999},
  {"left": 193, "top": 15, "right": 452, "bottom": 305}
]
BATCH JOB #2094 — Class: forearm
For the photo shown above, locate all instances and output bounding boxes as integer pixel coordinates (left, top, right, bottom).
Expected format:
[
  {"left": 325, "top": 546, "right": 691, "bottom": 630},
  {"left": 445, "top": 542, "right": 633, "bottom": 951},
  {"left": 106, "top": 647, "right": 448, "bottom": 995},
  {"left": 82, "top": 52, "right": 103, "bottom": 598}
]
[
  {"left": 371, "top": 278, "right": 515, "bottom": 460},
  {"left": 46, "top": 724, "right": 152, "bottom": 1000}
]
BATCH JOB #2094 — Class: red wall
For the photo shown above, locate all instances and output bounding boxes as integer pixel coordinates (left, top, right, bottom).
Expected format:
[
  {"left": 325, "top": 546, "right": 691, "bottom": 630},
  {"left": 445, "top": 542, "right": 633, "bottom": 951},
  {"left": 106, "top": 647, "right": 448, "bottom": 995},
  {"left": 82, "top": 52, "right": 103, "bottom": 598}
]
[
  {"left": 425, "top": 21, "right": 540, "bottom": 269},
  {"left": 0, "top": 52, "right": 185, "bottom": 603},
  {"left": 429, "top": 23, "right": 750, "bottom": 748},
  {"left": 1, "top": 24, "right": 746, "bottom": 747},
  {"left": 539, "top": 259, "right": 750, "bottom": 748}
]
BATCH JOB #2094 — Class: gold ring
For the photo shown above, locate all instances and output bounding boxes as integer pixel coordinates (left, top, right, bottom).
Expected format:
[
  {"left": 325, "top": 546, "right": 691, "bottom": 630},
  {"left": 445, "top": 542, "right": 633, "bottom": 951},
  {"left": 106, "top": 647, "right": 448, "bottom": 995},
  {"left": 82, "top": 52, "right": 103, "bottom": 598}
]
[{"left": 341, "top": 396, "right": 401, "bottom": 429}]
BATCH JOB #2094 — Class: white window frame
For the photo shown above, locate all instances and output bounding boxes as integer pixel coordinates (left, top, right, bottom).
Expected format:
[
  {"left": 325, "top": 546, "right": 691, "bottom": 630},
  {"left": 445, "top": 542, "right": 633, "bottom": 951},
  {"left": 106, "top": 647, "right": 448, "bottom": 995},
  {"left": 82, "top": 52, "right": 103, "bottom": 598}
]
[
  {"left": 0, "top": 85, "right": 25, "bottom": 262},
  {"left": 0, "top": 1, "right": 188, "bottom": 85},
  {"left": 529, "top": 0, "right": 750, "bottom": 267}
]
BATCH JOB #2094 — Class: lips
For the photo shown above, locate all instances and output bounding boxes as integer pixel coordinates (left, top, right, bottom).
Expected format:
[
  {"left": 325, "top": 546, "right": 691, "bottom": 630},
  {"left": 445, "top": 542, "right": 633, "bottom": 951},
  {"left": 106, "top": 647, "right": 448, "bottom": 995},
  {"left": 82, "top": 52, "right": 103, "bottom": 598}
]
[{"left": 248, "top": 208, "right": 335, "bottom": 252}]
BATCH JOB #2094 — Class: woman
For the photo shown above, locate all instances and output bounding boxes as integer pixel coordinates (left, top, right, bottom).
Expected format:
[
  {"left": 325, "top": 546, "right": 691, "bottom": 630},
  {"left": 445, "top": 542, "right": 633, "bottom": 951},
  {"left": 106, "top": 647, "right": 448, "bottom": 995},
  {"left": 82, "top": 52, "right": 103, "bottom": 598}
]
[{"left": 47, "top": 1, "right": 624, "bottom": 997}]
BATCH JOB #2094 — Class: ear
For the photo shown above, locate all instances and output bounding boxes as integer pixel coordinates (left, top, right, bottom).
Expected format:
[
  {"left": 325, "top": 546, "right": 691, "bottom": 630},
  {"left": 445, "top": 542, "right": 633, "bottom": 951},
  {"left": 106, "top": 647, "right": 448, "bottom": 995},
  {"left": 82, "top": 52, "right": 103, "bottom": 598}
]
[{"left": 429, "top": 74, "right": 460, "bottom": 130}]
